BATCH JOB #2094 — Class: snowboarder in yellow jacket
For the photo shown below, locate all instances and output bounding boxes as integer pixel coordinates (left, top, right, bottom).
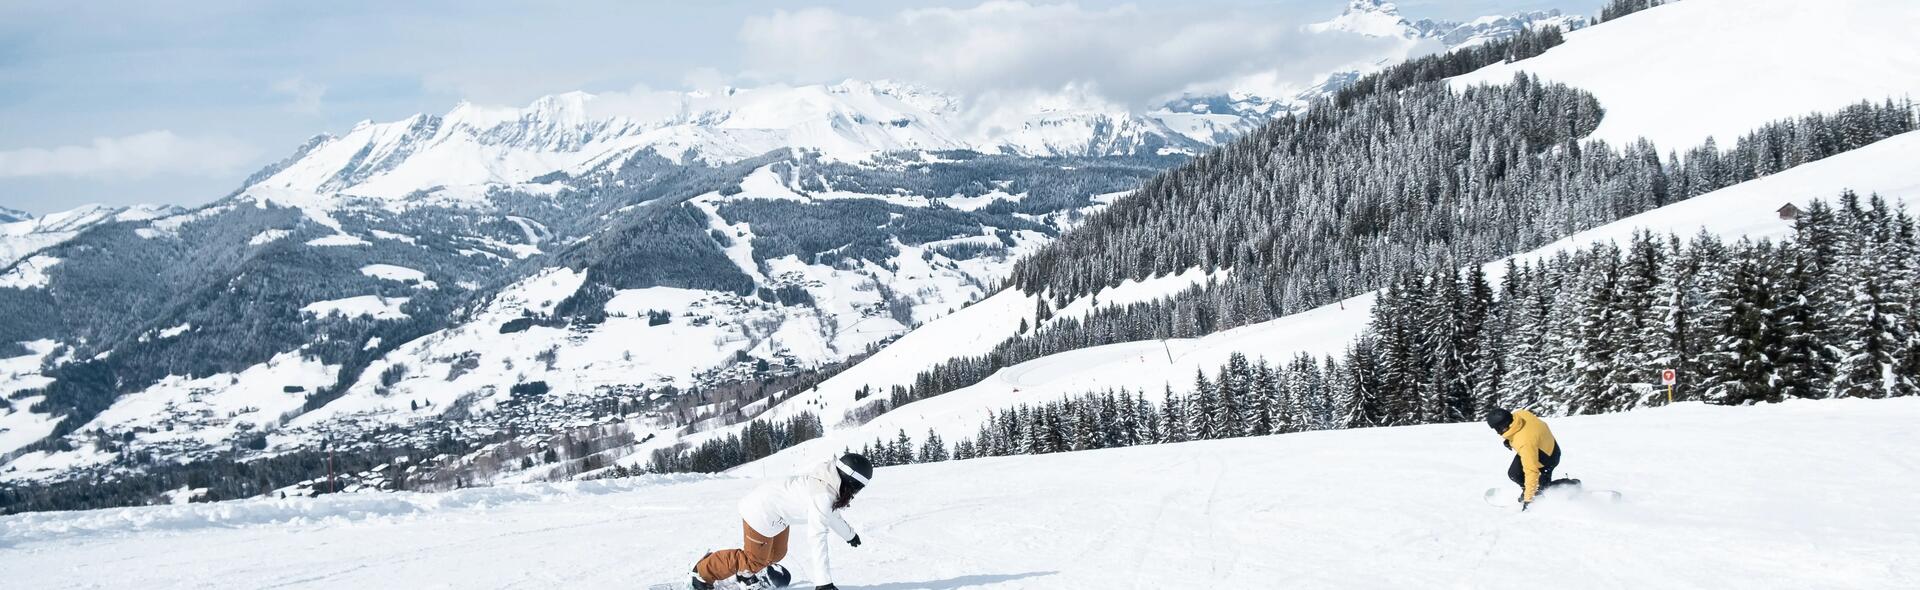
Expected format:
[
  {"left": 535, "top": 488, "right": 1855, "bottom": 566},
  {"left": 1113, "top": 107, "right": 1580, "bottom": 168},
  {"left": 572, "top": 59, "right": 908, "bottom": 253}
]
[{"left": 1487, "top": 408, "right": 1578, "bottom": 508}]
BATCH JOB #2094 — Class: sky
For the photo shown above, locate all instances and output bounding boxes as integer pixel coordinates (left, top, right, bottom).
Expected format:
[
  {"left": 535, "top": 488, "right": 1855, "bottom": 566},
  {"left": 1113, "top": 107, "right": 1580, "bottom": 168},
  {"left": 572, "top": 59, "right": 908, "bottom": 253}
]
[{"left": 0, "top": 0, "right": 1595, "bottom": 214}]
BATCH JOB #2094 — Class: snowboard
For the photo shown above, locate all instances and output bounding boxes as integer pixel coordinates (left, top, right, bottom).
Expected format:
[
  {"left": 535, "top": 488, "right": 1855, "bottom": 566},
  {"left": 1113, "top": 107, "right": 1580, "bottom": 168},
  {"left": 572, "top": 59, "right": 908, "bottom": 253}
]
[
  {"left": 649, "top": 567, "right": 794, "bottom": 590},
  {"left": 646, "top": 581, "right": 788, "bottom": 590},
  {"left": 1482, "top": 485, "right": 1622, "bottom": 507}
]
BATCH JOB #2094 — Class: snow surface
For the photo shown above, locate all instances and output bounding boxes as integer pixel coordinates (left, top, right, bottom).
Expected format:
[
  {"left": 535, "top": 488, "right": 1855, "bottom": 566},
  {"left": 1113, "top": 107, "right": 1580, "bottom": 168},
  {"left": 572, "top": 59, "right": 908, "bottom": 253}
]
[
  {"left": 359, "top": 264, "right": 435, "bottom": 289},
  {"left": 300, "top": 296, "right": 410, "bottom": 321},
  {"left": 248, "top": 229, "right": 292, "bottom": 246},
  {"left": 1452, "top": 0, "right": 1920, "bottom": 150},
  {"left": 0, "top": 254, "right": 59, "bottom": 289},
  {"left": 1048, "top": 267, "right": 1223, "bottom": 326},
  {"left": 0, "top": 341, "right": 63, "bottom": 457},
  {"left": 0, "top": 203, "right": 181, "bottom": 266},
  {"left": 6, "top": 398, "right": 1916, "bottom": 588},
  {"left": 140, "top": 323, "right": 192, "bottom": 342},
  {"left": 368, "top": 229, "right": 418, "bottom": 245},
  {"left": 304, "top": 233, "right": 371, "bottom": 247},
  {"left": 2, "top": 352, "right": 337, "bottom": 481}
]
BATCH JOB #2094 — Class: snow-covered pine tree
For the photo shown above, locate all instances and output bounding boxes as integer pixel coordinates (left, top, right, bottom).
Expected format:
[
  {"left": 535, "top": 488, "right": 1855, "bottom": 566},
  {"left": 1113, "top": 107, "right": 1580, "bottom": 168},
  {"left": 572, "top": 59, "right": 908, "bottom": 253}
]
[
  {"left": 1568, "top": 246, "right": 1626, "bottom": 414},
  {"left": 1218, "top": 353, "right": 1252, "bottom": 439},
  {"left": 1248, "top": 359, "right": 1275, "bottom": 433},
  {"left": 1344, "top": 338, "right": 1385, "bottom": 427},
  {"left": 1372, "top": 279, "right": 1422, "bottom": 425},
  {"left": 1611, "top": 232, "right": 1668, "bottom": 409},
  {"left": 893, "top": 430, "right": 915, "bottom": 465},
  {"left": 1828, "top": 193, "right": 1908, "bottom": 398},
  {"left": 919, "top": 429, "right": 948, "bottom": 463},
  {"left": 1702, "top": 246, "right": 1784, "bottom": 405},
  {"left": 1416, "top": 269, "right": 1462, "bottom": 423},
  {"left": 1134, "top": 390, "right": 1160, "bottom": 445},
  {"left": 1188, "top": 369, "right": 1221, "bottom": 440},
  {"left": 1159, "top": 385, "right": 1187, "bottom": 443}
]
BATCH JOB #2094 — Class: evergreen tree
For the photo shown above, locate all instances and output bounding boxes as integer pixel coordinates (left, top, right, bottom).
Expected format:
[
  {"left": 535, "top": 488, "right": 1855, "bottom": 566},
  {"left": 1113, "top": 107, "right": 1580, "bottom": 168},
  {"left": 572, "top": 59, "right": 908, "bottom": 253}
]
[
  {"left": 1188, "top": 369, "right": 1221, "bottom": 440},
  {"left": 919, "top": 429, "right": 948, "bottom": 463},
  {"left": 1159, "top": 385, "right": 1187, "bottom": 443}
]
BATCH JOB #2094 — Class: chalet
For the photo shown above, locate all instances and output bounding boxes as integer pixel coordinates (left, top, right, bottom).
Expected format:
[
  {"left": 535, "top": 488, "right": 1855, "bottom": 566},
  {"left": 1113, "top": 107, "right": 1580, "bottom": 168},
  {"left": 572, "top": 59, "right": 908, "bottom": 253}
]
[{"left": 1777, "top": 203, "right": 1803, "bottom": 220}]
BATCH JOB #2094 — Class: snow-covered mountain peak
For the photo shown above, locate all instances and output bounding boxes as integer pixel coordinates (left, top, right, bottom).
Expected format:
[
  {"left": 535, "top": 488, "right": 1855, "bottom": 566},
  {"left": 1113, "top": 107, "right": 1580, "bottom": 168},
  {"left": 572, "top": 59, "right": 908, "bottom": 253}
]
[
  {"left": 1309, "top": 0, "right": 1422, "bottom": 38},
  {"left": 235, "top": 1, "right": 1592, "bottom": 201},
  {"left": 1309, "top": 0, "right": 1587, "bottom": 44},
  {"left": 241, "top": 80, "right": 1244, "bottom": 199}
]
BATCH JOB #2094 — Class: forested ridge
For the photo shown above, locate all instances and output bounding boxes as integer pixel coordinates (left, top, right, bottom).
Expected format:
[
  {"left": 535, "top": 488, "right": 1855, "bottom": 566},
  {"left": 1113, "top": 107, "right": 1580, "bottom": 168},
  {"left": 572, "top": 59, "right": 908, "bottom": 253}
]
[
  {"left": 832, "top": 192, "right": 1920, "bottom": 468},
  {"left": 854, "top": 97, "right": 1914, "bottom": 433}
]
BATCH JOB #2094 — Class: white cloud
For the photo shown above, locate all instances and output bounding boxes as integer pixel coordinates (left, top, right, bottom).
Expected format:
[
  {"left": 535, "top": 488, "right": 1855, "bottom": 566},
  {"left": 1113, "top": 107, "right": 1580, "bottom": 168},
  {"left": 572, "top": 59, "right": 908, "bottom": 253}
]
[
  {"left": 0, "top": 131, "right": 260, "bottom": 179},
  {"left": 273, "top": 76, "right": 328, "bottom": 114},
  {"left": 737, "top": 1, "right": 1412, "bottom": 107}
]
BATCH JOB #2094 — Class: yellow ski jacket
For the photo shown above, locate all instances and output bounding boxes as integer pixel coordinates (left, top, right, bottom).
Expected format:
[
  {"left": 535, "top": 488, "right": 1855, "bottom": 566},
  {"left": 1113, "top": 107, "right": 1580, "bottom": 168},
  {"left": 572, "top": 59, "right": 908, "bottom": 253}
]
[{"left": 1500, "top": 409, "right": 1559, "bottom": 502}]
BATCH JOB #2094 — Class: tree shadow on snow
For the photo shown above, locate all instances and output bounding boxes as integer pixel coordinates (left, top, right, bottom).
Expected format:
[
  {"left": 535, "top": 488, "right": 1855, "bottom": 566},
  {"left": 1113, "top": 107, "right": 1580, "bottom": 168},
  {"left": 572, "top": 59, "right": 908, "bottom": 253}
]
[{"left": 846, "top": 571, "right": 1057, "bottom": 589}]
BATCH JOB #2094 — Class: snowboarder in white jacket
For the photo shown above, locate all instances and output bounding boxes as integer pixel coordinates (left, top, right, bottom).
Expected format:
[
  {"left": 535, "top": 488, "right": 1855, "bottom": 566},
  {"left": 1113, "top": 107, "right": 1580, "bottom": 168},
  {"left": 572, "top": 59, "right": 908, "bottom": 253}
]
[{"left": 688, "top": 453, "right": 872, "bottom": 590}]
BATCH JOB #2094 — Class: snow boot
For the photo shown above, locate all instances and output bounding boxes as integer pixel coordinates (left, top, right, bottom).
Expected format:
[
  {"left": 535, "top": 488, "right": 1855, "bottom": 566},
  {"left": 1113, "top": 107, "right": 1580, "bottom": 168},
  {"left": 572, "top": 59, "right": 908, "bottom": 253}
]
[{"left": 686, "top": 558, "right": 714, "bottom": 590}]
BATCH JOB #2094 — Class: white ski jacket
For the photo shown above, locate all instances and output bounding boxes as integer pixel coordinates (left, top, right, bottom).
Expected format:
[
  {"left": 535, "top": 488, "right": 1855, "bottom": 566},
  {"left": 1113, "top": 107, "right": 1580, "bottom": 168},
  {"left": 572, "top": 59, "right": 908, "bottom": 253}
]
[{"left": 739, "top": 461, "right": 858, "bottom": 585}]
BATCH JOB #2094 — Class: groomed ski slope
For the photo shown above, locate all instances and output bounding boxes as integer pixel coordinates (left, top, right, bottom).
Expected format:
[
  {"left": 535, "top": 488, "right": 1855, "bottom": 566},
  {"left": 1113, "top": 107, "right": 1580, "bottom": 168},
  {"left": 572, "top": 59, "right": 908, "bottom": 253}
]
[{"left": 5, "top": 398, "right": 1916, "bottom": 589}]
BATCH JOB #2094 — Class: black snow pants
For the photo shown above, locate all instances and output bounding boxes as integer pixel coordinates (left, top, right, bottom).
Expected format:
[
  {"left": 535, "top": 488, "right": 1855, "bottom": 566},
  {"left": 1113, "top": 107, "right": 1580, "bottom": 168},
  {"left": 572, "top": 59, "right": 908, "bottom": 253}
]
[{"left": 1507, "top": 445, "right": 1563, "bottom": 491}]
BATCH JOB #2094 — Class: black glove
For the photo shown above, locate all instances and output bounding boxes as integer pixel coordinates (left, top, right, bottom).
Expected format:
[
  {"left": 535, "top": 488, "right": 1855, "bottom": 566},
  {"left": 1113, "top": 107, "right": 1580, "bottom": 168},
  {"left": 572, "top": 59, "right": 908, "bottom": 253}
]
[
  {"left": 816, "top": 585, "right": 838, "bottom": 590},
  {"left": 847, "top": 534, "right": 862, "bottom": 548}
]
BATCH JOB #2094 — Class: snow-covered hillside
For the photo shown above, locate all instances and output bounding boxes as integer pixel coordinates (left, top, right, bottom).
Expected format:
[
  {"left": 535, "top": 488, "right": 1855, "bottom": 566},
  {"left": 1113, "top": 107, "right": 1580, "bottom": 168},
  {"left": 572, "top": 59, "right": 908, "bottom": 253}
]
[
  {"left": 0, "top": 203, "right": 181, "bottom": 267},
  {"left": 743, "top": 125, "right": 1920, "bottom": 477},
  {"left": 1452, "top": 0, "right": 1920, "bottom": 149},
  {"left": 6, "top": 397, "right": 1916, "bottom": 589}
]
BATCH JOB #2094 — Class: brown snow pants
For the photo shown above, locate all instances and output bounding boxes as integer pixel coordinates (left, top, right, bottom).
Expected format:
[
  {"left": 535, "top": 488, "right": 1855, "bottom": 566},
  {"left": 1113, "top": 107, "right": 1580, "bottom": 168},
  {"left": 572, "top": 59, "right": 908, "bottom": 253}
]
[{"left": 695, "top": 521, "right": 789, "bottom": 582}]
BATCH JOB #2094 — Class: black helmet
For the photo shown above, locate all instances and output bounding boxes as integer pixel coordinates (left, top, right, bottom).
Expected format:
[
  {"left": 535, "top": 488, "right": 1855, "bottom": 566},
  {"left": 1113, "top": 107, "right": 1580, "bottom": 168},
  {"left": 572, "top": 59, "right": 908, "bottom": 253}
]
[
  {"left": 1486, "top": 408, "right": 1513, "bottom": 433},
  {"left": 832, "top": 453, "right": 873, "bottom": 509},
  {"left": 836, "top": 453, "right": 873, "bottom": 492}
]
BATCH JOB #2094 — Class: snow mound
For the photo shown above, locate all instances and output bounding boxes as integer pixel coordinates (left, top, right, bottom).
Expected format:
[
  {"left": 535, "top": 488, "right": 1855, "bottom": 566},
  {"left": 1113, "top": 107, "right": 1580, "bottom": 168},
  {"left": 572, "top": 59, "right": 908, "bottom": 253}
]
[{"left": 1452, "top": 0, "right": 1920, "bottom": 149}]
